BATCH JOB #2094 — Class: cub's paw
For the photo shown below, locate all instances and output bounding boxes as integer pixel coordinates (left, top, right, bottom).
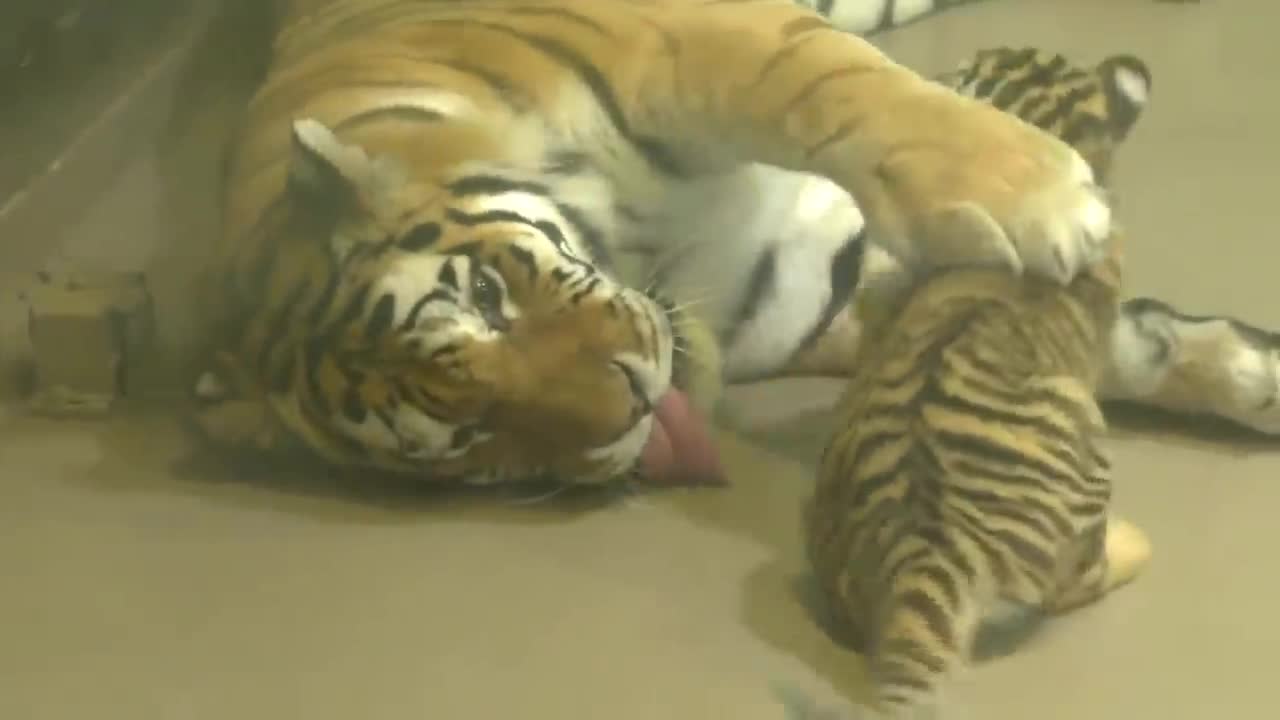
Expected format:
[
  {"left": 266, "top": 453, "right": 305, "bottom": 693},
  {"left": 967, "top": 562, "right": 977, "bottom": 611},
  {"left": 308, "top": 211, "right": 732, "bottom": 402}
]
[
  {"left": 1103, "top": 516, "right": 1153, "bottom": 590},
  {"left": 861, "top": 85, "right": 1111, "bottom": 285}
]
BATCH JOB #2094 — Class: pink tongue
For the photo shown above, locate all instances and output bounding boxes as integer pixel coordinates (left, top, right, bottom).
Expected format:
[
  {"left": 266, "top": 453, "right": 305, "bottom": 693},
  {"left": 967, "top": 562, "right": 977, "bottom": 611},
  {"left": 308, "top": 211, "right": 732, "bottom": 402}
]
[{"left": 638, "top": 389, "right": 727, "bottom": 487}]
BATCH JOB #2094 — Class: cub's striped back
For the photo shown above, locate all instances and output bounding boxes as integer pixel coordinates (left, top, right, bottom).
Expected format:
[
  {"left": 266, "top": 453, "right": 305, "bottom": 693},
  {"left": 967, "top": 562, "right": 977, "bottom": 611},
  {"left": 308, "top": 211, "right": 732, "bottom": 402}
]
[{"left": 805, "top": 233, "right": 1152, "bottom": 715}]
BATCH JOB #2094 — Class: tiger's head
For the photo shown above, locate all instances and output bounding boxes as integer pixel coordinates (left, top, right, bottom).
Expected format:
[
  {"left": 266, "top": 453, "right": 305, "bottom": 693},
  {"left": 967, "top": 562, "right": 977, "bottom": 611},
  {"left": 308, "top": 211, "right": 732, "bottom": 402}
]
[
  {"left": 938, "top": 47, "right": 1153, "bottom": 184},
  {"left": 198, "top": 118, "right": 721, "bottom": 487}
]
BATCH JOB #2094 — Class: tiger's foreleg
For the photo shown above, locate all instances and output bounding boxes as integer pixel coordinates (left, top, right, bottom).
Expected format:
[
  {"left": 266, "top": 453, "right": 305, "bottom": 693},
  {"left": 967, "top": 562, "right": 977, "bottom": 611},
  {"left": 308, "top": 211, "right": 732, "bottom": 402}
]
[
  {"left": 189, "top": 351, "right": 289, "bottom": 454},
  {"left": 614, "top": 0, "right": 1111, "bottom": 284}
]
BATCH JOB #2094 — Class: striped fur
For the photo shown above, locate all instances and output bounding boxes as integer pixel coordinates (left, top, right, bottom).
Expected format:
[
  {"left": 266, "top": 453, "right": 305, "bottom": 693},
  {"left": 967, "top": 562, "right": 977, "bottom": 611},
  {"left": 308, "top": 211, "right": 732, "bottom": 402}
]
[
  {"left": 186, "top": 0, "right": 1116, "bottom": 484},
  {"left": 804, "top": 230, "right": 1152, "bottom": 716},
  {"left": 792, "top": 45, "right": 1175, "bottom": 719},
  {"left": 785, "top": 46, "right": 1162, "bottom": 719}
]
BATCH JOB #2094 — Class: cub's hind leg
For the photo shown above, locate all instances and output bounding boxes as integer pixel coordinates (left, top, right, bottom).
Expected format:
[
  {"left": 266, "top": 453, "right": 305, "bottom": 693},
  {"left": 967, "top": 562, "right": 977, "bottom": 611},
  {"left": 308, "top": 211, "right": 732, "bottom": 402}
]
[{"left": 1046, "top": 516, "right": 1152, "bottom": 615}]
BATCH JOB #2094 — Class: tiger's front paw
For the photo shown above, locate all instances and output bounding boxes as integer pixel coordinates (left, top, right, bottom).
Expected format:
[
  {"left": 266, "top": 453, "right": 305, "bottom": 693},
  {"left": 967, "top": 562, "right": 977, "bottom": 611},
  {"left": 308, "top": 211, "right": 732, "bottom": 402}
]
[
  {"left": 859, "top": 84, "right": 1111, "bottom": 284},
  {"left": 186, "top": 353, "right": 283, "bottom": 453}
]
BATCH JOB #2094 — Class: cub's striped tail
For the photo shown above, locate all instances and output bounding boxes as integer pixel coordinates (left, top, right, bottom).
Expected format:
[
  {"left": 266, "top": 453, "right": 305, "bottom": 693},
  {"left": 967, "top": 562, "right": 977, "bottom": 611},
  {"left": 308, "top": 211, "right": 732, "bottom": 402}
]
[
  {"left": 773, "top": 552, "right": 976, "bottom": 720},
  {"left": 865, "top": 550, "right": 976, "bottom": 717}
]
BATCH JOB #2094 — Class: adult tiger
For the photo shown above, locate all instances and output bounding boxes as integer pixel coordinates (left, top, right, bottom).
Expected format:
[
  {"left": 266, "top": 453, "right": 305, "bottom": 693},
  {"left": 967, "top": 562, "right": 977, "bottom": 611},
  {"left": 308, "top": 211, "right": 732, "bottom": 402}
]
[{"left": 182, "top": 0, "right": 1263, "bottom": 489}]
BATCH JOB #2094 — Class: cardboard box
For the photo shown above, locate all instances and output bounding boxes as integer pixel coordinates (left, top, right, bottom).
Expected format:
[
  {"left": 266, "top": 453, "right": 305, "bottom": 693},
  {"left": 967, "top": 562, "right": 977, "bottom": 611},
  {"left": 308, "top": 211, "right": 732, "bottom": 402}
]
[{"left": 24, "top": 271, "right": 152, "bottom": 415}]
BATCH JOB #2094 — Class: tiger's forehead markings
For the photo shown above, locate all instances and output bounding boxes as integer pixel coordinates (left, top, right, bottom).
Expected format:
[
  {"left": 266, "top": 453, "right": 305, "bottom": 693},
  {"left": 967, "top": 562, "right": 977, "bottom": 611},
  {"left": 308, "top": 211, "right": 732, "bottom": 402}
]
[
  {"left": 442, "top": 164, "right": 611, "bottom": 266},
  {"left": 396, "top": 222, "right": 442, "bottom": 251},
  {"left": 366, "top": 253, "right": 460, "bottom": 325},
  {"left": 439, "top": 240, "right": 484, "bottom": 258},
  {"left": 441, "top": 205, "right": 594, "bottom": 275},
  {"left": 446, "top": 174, "right": 551, "bottom": 197},
  {"left": 443, "top": 179, "right": 603, "bottom": 262},
  {"left": 437, "top": 261, "right": 460, "bottom": 290}
]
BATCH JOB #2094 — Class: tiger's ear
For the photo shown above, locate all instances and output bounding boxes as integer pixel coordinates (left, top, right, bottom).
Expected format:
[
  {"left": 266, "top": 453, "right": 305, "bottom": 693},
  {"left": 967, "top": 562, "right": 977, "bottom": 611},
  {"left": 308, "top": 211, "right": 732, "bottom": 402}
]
[
  {"left": 1095, "top": 54, "right": 1153, "bottom": 140},
  {"left": 287, "top": 118, "right": 403, "bottom": 212},
  {"left": 287, "top": 118, "right": 363, "bottom": 209}
]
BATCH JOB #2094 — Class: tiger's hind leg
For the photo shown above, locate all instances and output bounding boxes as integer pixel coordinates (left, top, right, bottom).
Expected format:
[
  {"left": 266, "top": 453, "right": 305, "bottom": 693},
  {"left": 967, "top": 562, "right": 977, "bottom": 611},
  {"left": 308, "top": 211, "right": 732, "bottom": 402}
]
[
  {"left": 1100, "top": 297, "right": 1280, "bottom": 435},
  {"left": 1045, "top": 516, "right": 1152, "bottom": 615}
]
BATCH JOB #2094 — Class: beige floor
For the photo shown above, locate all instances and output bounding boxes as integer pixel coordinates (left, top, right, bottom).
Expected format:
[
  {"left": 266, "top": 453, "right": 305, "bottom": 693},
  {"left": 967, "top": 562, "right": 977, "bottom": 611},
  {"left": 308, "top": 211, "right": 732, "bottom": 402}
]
[{"left": 2, "top": 1, "right": 1277, "bottom": 718}]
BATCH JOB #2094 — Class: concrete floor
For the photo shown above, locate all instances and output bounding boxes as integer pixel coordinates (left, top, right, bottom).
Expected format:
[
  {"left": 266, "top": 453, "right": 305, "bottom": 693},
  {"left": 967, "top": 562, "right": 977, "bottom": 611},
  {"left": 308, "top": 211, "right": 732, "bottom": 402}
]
[{"left": 1, "top": 0, "right": 1277, "bottom": 718}]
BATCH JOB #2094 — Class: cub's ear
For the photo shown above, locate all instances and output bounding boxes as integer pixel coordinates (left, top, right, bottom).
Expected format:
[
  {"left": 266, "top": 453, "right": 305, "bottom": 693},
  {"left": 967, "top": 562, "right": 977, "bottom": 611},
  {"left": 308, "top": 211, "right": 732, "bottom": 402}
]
[{"left": 1096, "top": 54, "right": 1153, "bottom": 140}]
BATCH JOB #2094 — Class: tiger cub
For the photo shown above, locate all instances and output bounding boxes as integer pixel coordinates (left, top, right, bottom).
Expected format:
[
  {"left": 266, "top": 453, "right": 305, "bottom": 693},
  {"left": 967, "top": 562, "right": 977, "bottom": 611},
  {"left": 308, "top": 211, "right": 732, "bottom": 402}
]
[{"left": 803, "top": 230, "right": 1151, "bottom": 717}]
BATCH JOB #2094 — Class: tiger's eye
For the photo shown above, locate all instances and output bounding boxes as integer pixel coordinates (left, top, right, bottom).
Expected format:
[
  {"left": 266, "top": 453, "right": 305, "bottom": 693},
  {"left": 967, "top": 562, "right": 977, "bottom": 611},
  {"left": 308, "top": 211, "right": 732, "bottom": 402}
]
[{"left": 471, "top": 269, "right": 509, "bottom": 330}]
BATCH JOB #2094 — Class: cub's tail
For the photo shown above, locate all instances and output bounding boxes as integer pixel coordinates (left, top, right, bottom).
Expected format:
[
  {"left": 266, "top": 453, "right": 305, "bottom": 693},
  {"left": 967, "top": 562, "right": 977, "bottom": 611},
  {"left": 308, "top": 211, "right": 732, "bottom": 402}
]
[
  {"left": 777, "top": 553, "right": 974, "bottom": 719},
  {"left": 866, "top": 553, "right": 974, "bottom": 716}
]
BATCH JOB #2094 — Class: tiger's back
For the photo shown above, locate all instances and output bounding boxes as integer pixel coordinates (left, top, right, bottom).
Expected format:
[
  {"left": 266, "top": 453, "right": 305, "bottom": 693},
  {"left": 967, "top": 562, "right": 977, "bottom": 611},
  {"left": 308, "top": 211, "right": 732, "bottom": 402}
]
[{"left": 806, "top": 237, "right": 1150, "bottom": 715}]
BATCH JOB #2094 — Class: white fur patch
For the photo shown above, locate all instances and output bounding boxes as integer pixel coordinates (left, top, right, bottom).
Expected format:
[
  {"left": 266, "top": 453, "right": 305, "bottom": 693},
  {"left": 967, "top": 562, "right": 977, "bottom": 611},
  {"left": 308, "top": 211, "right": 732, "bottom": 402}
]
[
  {"left": 1112, "top": 66, "right": 1150, "bottom": 107},
  {"left": 369, "top": 89, "right": 478, "bottom": 120},
  {"left": 1100, "top": 312, "right": 1174, "bottom": 399},
  {"left": 891, "top": 0, "right": 937, "bottom": 25},
  {"left": 467, "top": 188, "right": 557, "bottom": 222},
  {"left": 292, "top": 118, "right": 344, "bottom": 162},
  {"left": 584, "top": 415, "right": 654, "bottom": 481},
  {"left": 820, "top": 0, "right": 936, "bottom": 33},
  {"left": 1077, "top": 180, "right": 1111, "bottom": 239},
  {"left": 635, "top": 164, "right": 871, "bottom": 383},
  {"left": 377, "top": 254, "right": 489, "bottom": 342},
  {"left": 614, "top": 349, "right": 669, "bottom": 407},
  {"left": 1070, "top": 148, "right": 1098, "bottom": 187},
  {"left": 820, "top": 0, "right": 884, "bottom": 35}
]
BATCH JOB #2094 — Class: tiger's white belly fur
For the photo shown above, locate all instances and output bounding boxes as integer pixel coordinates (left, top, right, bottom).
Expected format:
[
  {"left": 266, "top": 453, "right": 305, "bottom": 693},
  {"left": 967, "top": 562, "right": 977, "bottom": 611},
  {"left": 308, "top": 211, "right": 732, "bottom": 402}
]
[{"left": 629, "top": 166, "right": 867, "bottom": 383}]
